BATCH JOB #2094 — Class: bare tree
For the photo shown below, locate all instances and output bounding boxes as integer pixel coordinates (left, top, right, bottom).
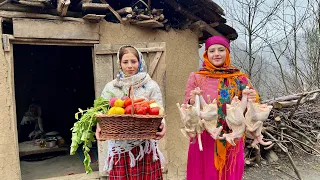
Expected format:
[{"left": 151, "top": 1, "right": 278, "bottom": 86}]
[
  {"left": 220, "top": 0, "right": 284, "bottom": 80},
  {"left": 216, "top": 0, "right": 319, "bottom": 98},
  {"left": 302, "top": 0, "right": 320, "bottom": 88}
]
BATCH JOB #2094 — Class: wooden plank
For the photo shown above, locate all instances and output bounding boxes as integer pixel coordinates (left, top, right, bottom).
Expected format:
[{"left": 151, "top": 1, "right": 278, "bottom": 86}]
[
  {"left": 19, "top": 141, "right": 68, "bottom": 157},
  {"left": 133, "top": 20, "right": 164, "bottom": 28},
  {"left": 93, "top": 44, "right": 114, "bottom": 177},
  {"left": 146, "top": 42, "right": 167, "bottom": 172},
  {"left": 2, "top": 34, "right": 10, "bottom": 51},
  {"left": 0, "top": 0, "right": 8, "bottom": 7},
  {"left": 191, "top": 20, "right": 221, "bottom": 36},
  {"left": 147, "top": 42, "right": 166, "bottom": 103},
  {"left": 116, "top": 7, "right": 132, "bottom": 15},
  {"left": 0, "top": 10, "right": 85, "bottom": 22},
  {"left": 83, "top": 14, "right": 106, "bottom": 22},
  {"left": 18, "top": 0, "right": 45, "bottom": 7},
  {"left": 26, "top": 0, "right": 51, "bottom": 2},
  {"left": 104, "top": 2, "right": 123, "bottom": 23},
  {"left": 93, "top": 44, "right": 114, "bottom": 97},
  {"left": 148, "top": 51, "right": 162, "bottom": 77},
  {"left": 5, "top": 34, "right": 98, "bottom": 46},
  {"left": 10, "top": 38, "right": 98, "bottom": 46},
  {"left": 112, "top": 54, "right": 118, "bottom": 79},
  {"left": 209, "top": 22, "right": 220, "bottom": 27},
  {"left": 57, "top": 0, "right": 71, "bottom": 17},
  {"left": 95, "top": 46, "right": 165, "bottom": 55},
  {"left": 13, "top": 18, "right": 99, "bottom": 40},
  {"left": 82, "top": 3, "right": 109, "bottom": 11}
]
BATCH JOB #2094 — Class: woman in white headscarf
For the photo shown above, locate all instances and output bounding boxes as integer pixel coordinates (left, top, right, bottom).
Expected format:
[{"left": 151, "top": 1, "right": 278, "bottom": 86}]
[{"left": 95, "top": 45, "right": 165, "bottom": 180}]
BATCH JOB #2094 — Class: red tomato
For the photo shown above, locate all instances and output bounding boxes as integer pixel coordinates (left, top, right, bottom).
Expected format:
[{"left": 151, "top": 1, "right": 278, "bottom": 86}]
[
  {"left": 149, "top": 107, "right": 160, "bottom": 115},
  {"left": 140, "top": 104, "right": 150, "bottom": 113},
  {"left": 135, "top": 105, "right": 147, "bottom": 115},
  {"left": 125, "top": 105, "right": 133, "bottom": 114},
  {"left": 124, "top": 98, "right": 132, "bottom": 108}
]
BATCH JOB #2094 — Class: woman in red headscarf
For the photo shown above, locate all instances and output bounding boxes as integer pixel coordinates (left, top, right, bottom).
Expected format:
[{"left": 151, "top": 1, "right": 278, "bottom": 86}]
[{"left": 184, "top": 36, "right": 258, "bottom": 180}]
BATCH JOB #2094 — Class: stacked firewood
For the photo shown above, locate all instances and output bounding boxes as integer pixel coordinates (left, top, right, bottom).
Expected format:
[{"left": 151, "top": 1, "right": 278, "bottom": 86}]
[
  {"left": 245, "top": 90, "right": 320, "bottom": 180},
  {"left": 116, "top": 7, "right": 168, "bottom": 25}
]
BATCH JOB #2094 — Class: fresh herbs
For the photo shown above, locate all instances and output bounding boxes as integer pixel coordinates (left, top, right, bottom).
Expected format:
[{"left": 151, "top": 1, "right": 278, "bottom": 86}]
[{"left": 70, "top": 97, "right": 109, "bottom": 174}]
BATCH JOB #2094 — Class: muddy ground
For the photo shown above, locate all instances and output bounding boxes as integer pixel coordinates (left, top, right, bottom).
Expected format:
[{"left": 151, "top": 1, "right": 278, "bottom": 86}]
[
  {"left": 20, "top": 149, "right": 320, "bottom": 180},
  {"left": 244, "top": 152, "right": 320, "bottom": 180}
]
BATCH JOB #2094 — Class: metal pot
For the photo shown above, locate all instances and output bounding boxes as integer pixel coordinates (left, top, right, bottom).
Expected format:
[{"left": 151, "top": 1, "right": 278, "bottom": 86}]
[{"left": 45, "top": 140, "right": 56, "bottom": 148}]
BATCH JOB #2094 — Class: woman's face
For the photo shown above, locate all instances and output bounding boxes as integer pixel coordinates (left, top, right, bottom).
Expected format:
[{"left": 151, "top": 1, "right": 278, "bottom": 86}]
[
  {"left": 120, "top": 52, "right": 139, "bottom": 76},
  {"left": 207, "top": 44, "right": 227, "bottom": 67}
]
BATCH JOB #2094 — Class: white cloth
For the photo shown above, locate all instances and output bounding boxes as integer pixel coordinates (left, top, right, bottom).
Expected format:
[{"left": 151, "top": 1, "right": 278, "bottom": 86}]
[{"left": 101, "top": 72, "right": 164, "bottom": 172}]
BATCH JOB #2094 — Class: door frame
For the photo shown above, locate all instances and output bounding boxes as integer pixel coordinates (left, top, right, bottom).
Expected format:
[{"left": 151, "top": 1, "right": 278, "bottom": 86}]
[{"left": 3, "top": 32, "right": 98, "bottom": 180}]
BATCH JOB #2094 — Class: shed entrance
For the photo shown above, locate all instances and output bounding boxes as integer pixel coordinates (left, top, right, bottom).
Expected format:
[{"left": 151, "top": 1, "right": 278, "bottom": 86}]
[{"left": 13, "top": 44, "right": 98, "bottom": 179}]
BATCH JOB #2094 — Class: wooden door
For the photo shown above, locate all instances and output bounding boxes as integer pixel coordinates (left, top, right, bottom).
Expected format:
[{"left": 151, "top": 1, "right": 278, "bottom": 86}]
[{"left": 93, "top": 42, "right": 167, "bottom": 177}]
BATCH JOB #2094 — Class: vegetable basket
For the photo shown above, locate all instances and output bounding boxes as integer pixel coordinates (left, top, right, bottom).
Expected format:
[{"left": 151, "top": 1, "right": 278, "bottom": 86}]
[{"left": 96, "top": 86, "right": 165, "bottom": 140}]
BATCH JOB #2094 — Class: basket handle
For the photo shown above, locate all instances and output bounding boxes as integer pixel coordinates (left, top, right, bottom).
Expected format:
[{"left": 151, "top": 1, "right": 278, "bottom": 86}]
[{"left": 129, "top": 86, "right": 134, "bottom": 115}]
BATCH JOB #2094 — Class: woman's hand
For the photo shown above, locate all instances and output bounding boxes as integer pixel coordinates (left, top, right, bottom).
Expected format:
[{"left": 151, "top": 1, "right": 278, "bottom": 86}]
[
  {"left": 155, "top": 122, "right": 166, "bottom": 140},
  {"left": 247, "top": 89, "right": 257, "bottom": 102},
  {"left": 95, "top": 123, "right": 104, "bottom": 141},
  {"left": 189, "top": 88, "right": 202, "bottom": 105}
]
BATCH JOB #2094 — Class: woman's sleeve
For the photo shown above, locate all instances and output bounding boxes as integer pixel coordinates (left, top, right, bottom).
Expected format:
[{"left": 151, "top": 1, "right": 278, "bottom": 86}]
[
  {"left": 149, "top": 81, "right": 166, "bottom": 124},
  {"left": 184, "top": 72, "right": 197, "bottom": 104},
  {"left": 149, "top": 81, "right": 163, "bottom": 107},
  {"left": 100, "top": 82, "right": 113, "bottom": 100}
]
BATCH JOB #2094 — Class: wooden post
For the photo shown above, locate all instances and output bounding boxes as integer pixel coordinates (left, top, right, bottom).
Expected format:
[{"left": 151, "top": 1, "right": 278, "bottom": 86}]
[{"left": 57, "top": 0, "right": 70, "bottom": 17}]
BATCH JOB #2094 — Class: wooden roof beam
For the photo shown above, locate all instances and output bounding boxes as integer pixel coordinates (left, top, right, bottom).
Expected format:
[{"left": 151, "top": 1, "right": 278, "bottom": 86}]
[
  {"left": 164, "top": 0, "right": 201, "bottom": 21},
  {"left": 199, "top": 0, "right": 225, "bottom": 16},
  {"left": 18, "top": 0, "right": 45, "bottom": 8},
  {"left": 191, "top": 20, "right": 222, "bottom": 37},
  {"left": 164, "top": 0, "right": 221, "bottom": 36},
  {"left": 99, "top": 0, "right": 122, "bottom": 23},
  {"left": 82, "top": 3, "right": 110, "bottom": 11},
  {"left": 57, "top": 0, "right": 70, "bottom": 17},
  {"left": 0, "top": 10, "right": 85, "bottom": 22}
]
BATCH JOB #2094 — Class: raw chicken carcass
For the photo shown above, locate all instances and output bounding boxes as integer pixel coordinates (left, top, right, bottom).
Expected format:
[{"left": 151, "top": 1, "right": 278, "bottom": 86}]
[
  {"left": 223, "top": 96, "right": 246, "bottom": 146},
  {"left": 222, "top": 86, "right": 253, "bottom": 146},
  {"left": 177, "top": 94, "right": 204, "bottom": 151},
  {"left": 198, "top": 96, "right": 223, "bottom": 139},
  {"left": 245, "top": 101, "right": 273, "bottom": 149}
]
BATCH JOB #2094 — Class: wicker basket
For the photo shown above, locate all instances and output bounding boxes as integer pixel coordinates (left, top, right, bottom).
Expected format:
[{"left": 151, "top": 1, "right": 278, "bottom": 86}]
[
  {"left": 96, "top": 86, "right": 165, "bottom": 140},
  {"left": 96, "top": 114, "right": 164, "bottom": 140}
]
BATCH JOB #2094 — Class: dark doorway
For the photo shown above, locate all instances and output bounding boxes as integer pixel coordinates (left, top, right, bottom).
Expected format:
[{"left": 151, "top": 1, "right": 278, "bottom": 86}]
[{"left": 13, "top": 45, "right": 95, "bottom": 145}]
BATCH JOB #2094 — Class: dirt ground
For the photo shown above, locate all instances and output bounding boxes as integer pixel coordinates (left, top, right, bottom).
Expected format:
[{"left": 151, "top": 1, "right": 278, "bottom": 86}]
[
  {"left": 20, "top": 153, "right": 99, "bottom": 180},
  {"left": 20, "top": 150, "right": 320, "bottom": 180},
  {"left": 243, "top": 153, "right": 320, "bottom": 180}
]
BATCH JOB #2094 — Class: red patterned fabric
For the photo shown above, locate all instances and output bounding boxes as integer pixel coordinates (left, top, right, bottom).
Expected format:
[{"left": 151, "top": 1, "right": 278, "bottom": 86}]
[{"left": 109, "top": 146, "right": 163, "bottom": 180}]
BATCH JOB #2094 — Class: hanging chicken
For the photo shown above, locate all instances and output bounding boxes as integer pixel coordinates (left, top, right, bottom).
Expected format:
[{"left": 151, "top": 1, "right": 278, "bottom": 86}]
[
  {"left": 176, "top": 88, "right": 204, "bottom": 151},
  {"left": 222, "top": 86, "right": 253, "bottom": 146},
  {"left": 245, "top": 100, "right": 273, "bottom": 149},
  {"left": 223, "top": 96, "right": 247, "bottom": 146},
  {"left": 198, "top": 95, "right": 222, "bottom": 140}
]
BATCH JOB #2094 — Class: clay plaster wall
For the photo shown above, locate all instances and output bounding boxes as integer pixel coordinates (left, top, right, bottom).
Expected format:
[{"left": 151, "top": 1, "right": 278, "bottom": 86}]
[
  {"left": 0, "top": 22, "right": 21, "bottom": 179},
  {"left": 0, "top": 20, "right": 199, "bottom": 180},
  {"left": 99, "top": 21, "right": 199, "bottom": 180}
]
